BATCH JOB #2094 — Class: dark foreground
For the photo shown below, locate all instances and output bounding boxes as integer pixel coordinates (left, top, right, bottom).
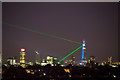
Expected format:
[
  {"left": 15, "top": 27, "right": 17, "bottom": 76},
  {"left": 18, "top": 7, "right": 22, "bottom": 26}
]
[{"left": 2, "top": 64, "right": 120, "bottom": 80}]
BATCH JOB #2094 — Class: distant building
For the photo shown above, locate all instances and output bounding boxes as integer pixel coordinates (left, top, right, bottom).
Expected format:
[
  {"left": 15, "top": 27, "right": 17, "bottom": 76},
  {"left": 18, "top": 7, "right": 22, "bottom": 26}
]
[
  {"left": 87, "top": 56, "right": 97, "bottom": 68},
  {"left": 28, "top": 62, "right": 33, "bottom": 66},
  {"left": 7, "top": 57, "right": 16, "bottom": 66},
  {"left": 47, "top": 56, "right": 53, "bottom": 64},
  {"left": 71, "top": 56, "right": 75, "bottom": 66},
  {"left": 80, "top": 40, "right": 87, "bottom": 65},
  {"left": 90, "top": 56, "right": 95, "bottom": 63},
  {"left": 41, "top": 59, "right": 47, "bottom": 66},
  {"left": 101, "top": 61, "right": 107, "bottom": 66},
  {"left": 41, "top": 56, "right": 58, "bottom": 66},
  {"left": 35, "top": 51, "right": 40, "bottom": 64},
  {"left": 20, "top": 48, "right": 26, "bottom": 68},
  {"left": 64, "top": 60, "right": 68, "bottom": 66},
  {"left": 53, "top": 57, "right": 58, "bottom": 66},
  {"left": 112, "top": 62, "right": 120, "bottom": 65},
  {"left": 108, "top": 57, "right": 112, "bottom": 65}
]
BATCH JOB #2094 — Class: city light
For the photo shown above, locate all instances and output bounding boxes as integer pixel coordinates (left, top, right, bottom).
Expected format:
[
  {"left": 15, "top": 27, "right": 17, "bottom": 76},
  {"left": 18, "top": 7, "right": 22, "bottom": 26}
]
[
  {"left": 43, "top": 73, "right": 46, "bottom": 76},
  {"left": 64, "top": 69, "right": 70, "bottom": 73},
  {"left": 25, "top": 69, "right": 31, "bottom": 73},
  {"left": 69, "top": 75, "right": 71, "bottom": 77},
  {"left": 113, "top": 75, "right": 116, "bottom": 78}
]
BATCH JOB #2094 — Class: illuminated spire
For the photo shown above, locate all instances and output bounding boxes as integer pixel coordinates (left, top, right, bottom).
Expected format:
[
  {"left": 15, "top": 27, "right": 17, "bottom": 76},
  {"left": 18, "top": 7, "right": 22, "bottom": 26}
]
[{"left": 81, "top": 40, "right": 86, "bottom": 60}]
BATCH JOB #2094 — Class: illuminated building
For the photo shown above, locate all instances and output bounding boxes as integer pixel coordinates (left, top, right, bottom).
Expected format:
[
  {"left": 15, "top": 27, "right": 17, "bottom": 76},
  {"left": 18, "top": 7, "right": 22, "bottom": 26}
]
[
  {"left": 42, "top": 59, "right": 46, "bottom": 63},
  {"left": 53, "top": 57, "right": 57, "bottom": 63},
  {"left": 101, "top": 61, "right": 107, "bottom": 66},
  {"left": 80, "top": 40, "right": 87, "bottom": 65},
  {"left": 64, "top": 60, "right": 68, "bottom": 65},
  {"left": 41, "top": 56, "right": 58, "bottom": 66},
  {"left": 87, "top": 56, "right": 97, "bottom": 68},
  {"left": 53, "top": 57, "right": 58, "bottom": 66},
  {"left": 81, "top": 40, "right": 86, "bottom": 60},
  {"left": 41, "top": 59, "right": 47, "bottom": 66},
  {"left": 71, "top": 56, "right": 75, "bottom": 66},
  {"left": 65, "top": 60, "right": 68, "bottom": 64},
  {"left": 20, "top": 48, "right": 26, "bottom": 68},
  {"left": 35, "top": 51, "right": 40, "bottom": 64},
  {"left": 7, "top": 57, "right": 16, "bottom": 66},
  {"left": 47, "top": 56, "right": 53, "bottom": 64},
  {"left": 28, "top": 62, "right": 33, "bottom": 66},
  {"left": 112, "top": 62, "right": 120, "bottom": 65},
  {"left": 90, "top": 56, "right": 95, "bottom": 63},
  {"left": 108, "top": 57, "right": 112, "bottom": 65}
]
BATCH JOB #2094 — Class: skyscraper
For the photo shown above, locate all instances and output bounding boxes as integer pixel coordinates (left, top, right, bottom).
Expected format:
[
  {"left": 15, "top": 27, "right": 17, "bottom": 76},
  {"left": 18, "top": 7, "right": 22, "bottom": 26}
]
[
  {"left": 20, "top": 48, "right": 26, "bottom": 68},
  {"left": 35, "top": 51, "right": 40, "bottom": 64},
  {"left": 80, "top": 40, "right": 87, "bottom": 65}
]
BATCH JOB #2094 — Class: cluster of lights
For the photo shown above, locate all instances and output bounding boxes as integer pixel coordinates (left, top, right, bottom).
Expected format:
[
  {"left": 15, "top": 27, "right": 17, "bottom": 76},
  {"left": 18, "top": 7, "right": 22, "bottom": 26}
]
[
  {"left": 64, "top": 69, "right": 70, "bottom": 73},
  {"left": 25, "top": 69, "right": 47, "bottom": 76}
]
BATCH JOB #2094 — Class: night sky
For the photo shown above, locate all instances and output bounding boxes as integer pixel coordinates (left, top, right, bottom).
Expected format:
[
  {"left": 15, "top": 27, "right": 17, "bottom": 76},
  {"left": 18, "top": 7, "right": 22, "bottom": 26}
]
[{"left": 2, "top": 2, "right": 118, "bottom": 63}]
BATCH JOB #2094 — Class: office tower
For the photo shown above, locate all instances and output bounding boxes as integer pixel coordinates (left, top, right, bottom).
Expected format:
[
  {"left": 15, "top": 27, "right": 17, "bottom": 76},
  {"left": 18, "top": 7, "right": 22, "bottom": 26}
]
[
  {"left": 80, "top": 40, "right": 87, "bottom": 65},
  {"left": 20, "top": 48, "right": 26, "bottom": 68},
  {"left": 35, "top": 51, "right": 40, "bottom": 64},
  {"left": 7, "top": 57, "right": 16, "bottom": 66},
  {"left": 47, "top": 56, "right": 53, "bottom": 64}
]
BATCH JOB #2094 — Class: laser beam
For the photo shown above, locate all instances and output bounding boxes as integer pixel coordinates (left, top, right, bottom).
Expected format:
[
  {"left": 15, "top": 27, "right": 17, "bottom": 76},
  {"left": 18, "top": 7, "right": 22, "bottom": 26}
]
[
  {"left": 3, "top": 22, "right": 82, "bottom": 45},
  {"left": 57, "top": 46, "right": 82, "bottom": 64}
]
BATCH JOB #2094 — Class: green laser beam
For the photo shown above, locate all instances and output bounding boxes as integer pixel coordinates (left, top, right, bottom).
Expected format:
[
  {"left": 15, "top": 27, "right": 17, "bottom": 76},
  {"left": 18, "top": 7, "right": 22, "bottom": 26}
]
[
  {"left": 3, "top": 22, "right": 82, "bottom": 45},
  {"left": 3, "top": 22, "right": 83, "bottom": 63},
  {"left": 57, "top": 45, "right": 82, "bottom": 64}
]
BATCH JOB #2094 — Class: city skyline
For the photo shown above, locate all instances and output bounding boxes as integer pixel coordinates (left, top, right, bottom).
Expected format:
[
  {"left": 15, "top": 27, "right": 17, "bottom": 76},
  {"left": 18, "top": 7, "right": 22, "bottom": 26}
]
[{"left": 2, "top": 2, "right": 118, "bottom": 63}]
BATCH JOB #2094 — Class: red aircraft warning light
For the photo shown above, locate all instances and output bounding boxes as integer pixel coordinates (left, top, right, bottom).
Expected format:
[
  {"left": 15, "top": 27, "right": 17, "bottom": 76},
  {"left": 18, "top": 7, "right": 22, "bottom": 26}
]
[{"left": 21, "top": 48, "right": 25, "bottom": 52}]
